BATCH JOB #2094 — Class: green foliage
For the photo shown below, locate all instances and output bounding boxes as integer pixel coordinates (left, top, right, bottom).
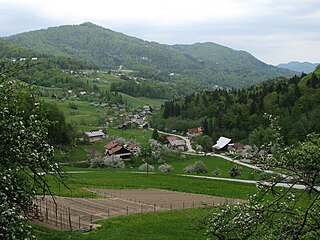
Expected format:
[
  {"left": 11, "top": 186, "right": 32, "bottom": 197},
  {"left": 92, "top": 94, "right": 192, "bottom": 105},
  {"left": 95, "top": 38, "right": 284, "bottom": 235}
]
[
  {"left": 152, "top": 128, "right": 160, "bottom": 140},
  {"left": 153, "top": 68, "right": 320, "bottom": 144},
  {"left": 229, "top": 165, "right": 242, "bottom": 178},
  {"left": 0, "top": 61, "right": 61, "bottom": 239},
  {"left": 195, "top": 135, "right": 213, "bottom": 152},
  {"left": 204, "top": 127, "right": 320, "bottom": 239},
  {"left": 110, "top": 80, "right": 178, "bottom": 99}
]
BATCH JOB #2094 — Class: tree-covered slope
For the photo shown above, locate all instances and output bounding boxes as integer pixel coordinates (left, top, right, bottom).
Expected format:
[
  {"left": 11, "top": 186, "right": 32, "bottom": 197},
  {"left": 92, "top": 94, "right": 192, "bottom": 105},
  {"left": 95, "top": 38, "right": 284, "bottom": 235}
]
[
  {"left": 152, "top": 66, "right": 320, "bottom": 145},
  {"left": 173, "top": 42, "right": 294, "bottom": 87},
  {"left": 2, "top": 22, "right": 296, "bottom": 89}
]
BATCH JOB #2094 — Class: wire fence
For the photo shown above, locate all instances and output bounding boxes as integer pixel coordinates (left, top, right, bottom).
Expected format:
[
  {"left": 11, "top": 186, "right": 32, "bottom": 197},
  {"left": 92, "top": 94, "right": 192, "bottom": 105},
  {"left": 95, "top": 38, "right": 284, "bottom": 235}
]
[{"left": 31, "top": 190, "right": 240, "bottom": 231}]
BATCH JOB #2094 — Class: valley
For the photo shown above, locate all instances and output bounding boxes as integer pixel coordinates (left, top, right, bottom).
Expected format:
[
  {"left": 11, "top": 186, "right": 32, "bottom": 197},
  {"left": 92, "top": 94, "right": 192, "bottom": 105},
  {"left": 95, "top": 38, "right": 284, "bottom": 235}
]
[{"left": 0, "top": 22, "right": 319, "bottom": 240}]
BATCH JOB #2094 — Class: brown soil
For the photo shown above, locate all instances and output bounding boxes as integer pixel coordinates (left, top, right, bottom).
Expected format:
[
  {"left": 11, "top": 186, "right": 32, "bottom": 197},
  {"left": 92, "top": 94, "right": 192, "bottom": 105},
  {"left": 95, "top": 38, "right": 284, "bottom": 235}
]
[{"left": 32, "top": 189, "right": 244, "bottom": 231}]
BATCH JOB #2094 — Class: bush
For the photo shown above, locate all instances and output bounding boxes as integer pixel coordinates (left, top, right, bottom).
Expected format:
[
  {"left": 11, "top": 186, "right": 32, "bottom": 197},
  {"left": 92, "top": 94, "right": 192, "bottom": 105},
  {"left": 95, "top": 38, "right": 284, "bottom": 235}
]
[
  {"left": 90, "top": 155, "right": 125, "bottom": 168},
  {"left": 138, "top": 163, "right": 154, "bottom": 171},
  {"left": 184, "top": 160, "right": 208, "bottom": 174},
  {"left": 213, "top": 168, "right": 222, "bottom": 176},
  {"left": 229, "top": 165, "right": 242, "bottom": 178},
  {"left": 158, "top": 163, "right": 173, "bottom": 173},
  {"left": 103, "top": 155, "right": 125, "bottom": 168}
]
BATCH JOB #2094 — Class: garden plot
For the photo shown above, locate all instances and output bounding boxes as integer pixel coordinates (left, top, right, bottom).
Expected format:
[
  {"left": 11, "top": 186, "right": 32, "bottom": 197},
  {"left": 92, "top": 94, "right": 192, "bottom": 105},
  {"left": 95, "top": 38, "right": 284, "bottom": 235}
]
[
  {"left": 88, "top": 188, "right": 244, "bottom": 210},
  {"left": 32, "top": 189, "right": 244, "bottom": 231}
]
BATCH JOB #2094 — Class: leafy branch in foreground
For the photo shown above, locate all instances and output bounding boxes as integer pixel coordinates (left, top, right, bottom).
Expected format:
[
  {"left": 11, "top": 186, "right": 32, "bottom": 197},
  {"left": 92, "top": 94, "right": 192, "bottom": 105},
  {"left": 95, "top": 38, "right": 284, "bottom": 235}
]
[
  {"left": 0, "top": 61, "right": 63, "bottom": 239},
  {"left": 203, "top": 116, "right": 320, "bottom": 240}
]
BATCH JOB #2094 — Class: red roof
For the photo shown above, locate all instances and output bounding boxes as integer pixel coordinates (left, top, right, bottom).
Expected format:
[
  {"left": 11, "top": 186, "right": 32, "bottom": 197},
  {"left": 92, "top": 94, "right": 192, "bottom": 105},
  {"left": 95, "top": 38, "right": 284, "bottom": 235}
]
[
  {"left": 105, "top": 142, "right": 118, "bottom": 150},
  {"left": 127, "top": 143, "right": 140, "bottom": 151},
  {"left": 108, "top": 145, "right": 123, "bottom": 155},
  {"left": 167, "top": 136, "right": 177, "bottom": 142},
  {"left": 188, "top": 127, "right": 204, "bottom": 134}
]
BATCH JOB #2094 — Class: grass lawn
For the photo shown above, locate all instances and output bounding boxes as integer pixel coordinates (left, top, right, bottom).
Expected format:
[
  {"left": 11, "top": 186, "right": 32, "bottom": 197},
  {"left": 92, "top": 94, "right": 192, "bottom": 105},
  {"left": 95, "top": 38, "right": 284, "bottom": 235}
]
[
  {"left": 33, "top": 208, "right": 208, "bottom": 240},
  {"left": 44, "top": 168, "right": 257, "bottom": 199},
  {"left": 160, "top": 152, "right": 260, "bottom": 181},
  {"left": 120, "top": 92, "right": 166, "bottom": 108}
]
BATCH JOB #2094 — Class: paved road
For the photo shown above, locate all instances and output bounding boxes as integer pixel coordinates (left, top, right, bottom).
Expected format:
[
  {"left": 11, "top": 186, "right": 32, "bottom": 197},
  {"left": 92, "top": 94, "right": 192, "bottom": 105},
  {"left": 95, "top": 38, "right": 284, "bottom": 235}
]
[{"left": 179, "top": 174, "right": 320, "bottom": 191}]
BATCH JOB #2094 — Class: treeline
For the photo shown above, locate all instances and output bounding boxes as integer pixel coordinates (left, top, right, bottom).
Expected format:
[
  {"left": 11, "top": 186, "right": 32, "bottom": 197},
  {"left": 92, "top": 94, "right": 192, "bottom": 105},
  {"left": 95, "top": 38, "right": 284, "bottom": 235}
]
[
  {"left": 151, "top": 66, "right": 320, "bottom": 145},
  {"left": 110, "top": 80, "right": 178, "bottom": 99}
]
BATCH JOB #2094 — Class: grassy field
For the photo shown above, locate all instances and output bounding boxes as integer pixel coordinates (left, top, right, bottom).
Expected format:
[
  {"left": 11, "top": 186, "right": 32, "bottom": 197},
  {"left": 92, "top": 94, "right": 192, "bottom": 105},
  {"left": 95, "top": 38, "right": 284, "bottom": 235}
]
[
  {"left": 120, "top": 92, "right": 166, "bottom": 108},
  {"left": 34, "top": 208, "right": 209, "bottom": 240},
  {"left": 45, "top": 167, "right": 257, "bottom": 199}
]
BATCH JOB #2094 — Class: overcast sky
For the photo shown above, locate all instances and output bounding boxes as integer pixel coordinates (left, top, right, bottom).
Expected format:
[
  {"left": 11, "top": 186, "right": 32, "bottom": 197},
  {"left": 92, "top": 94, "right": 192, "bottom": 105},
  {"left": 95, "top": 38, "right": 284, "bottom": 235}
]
[{"left": 0, "top": 0, "right": 319, "bottom": 65}]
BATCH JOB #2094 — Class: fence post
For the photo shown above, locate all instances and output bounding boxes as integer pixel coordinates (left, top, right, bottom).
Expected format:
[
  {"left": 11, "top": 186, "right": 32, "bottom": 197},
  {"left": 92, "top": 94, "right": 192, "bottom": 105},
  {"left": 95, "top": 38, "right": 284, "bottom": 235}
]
[
  {"left": 170, "top": 203, "right": 172, "bottom": 210},
  {"left": 60, "top": 213, "right": 63, "bottom": 230},
  {"left": 90, "top": 215, "right": 93, "bottom": 224},
  {"left": 153, "top": 204, "right": 156, "bottom": 212},
  {"left": 55, "top": 205, "right": 58, "bottom": 226},
  {"left": 126, "top": 206, "right": 129, "bottom": 215},
  {"left": 193, "top": 201, "right": 194, "bottom": 208},
  {"left": 183, "top": 202, "right": 185, "bottom": 210},
  {"left": 108, "top": 208, "right": 110, "bottom": 218},
  {"left": 141, "top": 205, "right": 143, "bottom": 213},
  {"left": 68, "top": 207, "right": 72, "bottom": 231},
  {"left": 45, "top": 201, "right": 48, "bottom": 221}
]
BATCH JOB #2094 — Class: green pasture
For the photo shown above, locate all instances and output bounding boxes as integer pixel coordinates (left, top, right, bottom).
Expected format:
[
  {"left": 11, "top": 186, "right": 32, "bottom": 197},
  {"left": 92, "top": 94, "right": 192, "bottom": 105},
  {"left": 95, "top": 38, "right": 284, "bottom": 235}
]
[
  {"left": 34, "top": 208, "right": 208, "bottom": 240},
  {"left": 120, "top": 92, "right": 166, "bottom": 108},
  {"left": 44, "top": 168, "right": 257, "bottom": 199}
]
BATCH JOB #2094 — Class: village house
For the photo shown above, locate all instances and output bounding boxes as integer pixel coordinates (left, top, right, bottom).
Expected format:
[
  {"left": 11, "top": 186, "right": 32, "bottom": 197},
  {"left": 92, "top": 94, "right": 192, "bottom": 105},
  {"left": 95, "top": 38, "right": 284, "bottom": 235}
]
[
  {"left": 106, "top": 145, "right": 131, "bottom": 159},
  {"left": 187, "top": 127, "right": 204, "bottom": 137},
  {"left": 126, "top": 143, "right": 141, "bottom": 156},
  {"left": 104, "top": 141, "right": 140, "bottom": 159},
  {"left": 166, "top": 136, "right": 186, "bottom": 151},
  {"left": 84, "top": 130, "right": 106, "bottom": 143},
  {"left": 212, "top": 136, "right": 232, "bottom": 152}
]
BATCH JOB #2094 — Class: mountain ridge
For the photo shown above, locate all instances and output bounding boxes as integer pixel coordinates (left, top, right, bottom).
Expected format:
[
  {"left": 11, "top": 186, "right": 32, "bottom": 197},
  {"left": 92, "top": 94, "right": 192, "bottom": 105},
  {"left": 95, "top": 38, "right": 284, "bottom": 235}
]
[
  {"left": 2, "top": 22, "right": 296, "bottom": 89},
  {"left": 277, "top": 61, "right": 319, "bottom": 74}
]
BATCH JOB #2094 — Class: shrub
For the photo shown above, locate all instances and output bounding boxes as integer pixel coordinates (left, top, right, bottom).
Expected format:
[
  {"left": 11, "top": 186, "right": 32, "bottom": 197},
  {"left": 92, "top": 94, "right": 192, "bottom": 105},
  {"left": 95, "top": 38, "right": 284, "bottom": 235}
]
[
  {"left": 138, "top": 163, "right": 154, "bottom": 171},
  {"left": 184, "top": 160, "right": 208, "bottom": 174},
  {"left": 89, "top": 157, "right": 105, "bottom": 168},
  {"left": 90, "top": 155, "right": 125, "bottom": 168},
  {"left": 158, "top": 163, "right": 173, "bottom": 173},
  {"left": 103, "top": 155, "right": 125, "bottom": 168},
  {"left": 213, "top": 168, "right": 222, "bottom": 176},
  {"left": 229, "top": 165, "right": 242, "bottom": 178}
]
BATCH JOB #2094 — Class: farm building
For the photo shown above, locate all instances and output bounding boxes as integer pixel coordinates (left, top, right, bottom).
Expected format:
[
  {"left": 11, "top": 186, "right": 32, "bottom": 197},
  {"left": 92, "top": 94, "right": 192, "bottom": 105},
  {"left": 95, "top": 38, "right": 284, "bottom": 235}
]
[
  {"left": 106, "top": 145, "right": 131, "bottom": 160},
  {"left": 187, "top": 127, "right": 204, "bottom": 137},
  {"left": 212, "top": 136, "right": 232, "bottom": 152},
  {"left": 127, "top": 143, "right": 141, "bottom": 156},
  {"left": 84, "top": 130, "right": 106, "bottom": 143},
  {"left": 166, "top": 136, "right": 186, "bottom": 151}
]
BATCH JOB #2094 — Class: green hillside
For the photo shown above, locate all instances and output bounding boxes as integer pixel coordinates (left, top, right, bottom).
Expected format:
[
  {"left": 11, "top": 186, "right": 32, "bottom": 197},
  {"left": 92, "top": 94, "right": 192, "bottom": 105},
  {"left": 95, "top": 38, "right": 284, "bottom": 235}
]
[
  {"left": 2, "top": 22, "right": 295, "bottom": 89},
  {"left": 152, "top": 66, "right": 320, "bottom": 144}
]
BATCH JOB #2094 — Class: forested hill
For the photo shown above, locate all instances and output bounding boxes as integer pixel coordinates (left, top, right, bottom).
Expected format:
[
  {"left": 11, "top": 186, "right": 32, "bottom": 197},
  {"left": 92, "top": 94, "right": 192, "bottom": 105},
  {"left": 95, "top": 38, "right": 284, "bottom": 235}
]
[
  {"left": 0, "top": 40, "right": 97, "bottom": 89},
  {"left": 151, "top": 66, "right": 320, "bottom": 145},
  {"left": 2, "top": 22, "right": 295, "bottom": 89}
]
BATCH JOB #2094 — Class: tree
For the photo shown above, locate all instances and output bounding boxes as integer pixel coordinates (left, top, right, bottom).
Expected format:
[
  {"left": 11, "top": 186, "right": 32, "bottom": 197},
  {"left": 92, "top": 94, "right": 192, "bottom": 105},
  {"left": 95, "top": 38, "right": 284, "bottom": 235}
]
[
  {"left": 0, "top": 61, "right": 62, "bottom": 239},
  {"left": 152, "top": 128, "right": 160, "bottom": 140},
  {"left": 203, "top": 117, "right": 320, "bottom": 239},
  {"left": 196, "top": 135, "right": 213, "bottom": 152}
]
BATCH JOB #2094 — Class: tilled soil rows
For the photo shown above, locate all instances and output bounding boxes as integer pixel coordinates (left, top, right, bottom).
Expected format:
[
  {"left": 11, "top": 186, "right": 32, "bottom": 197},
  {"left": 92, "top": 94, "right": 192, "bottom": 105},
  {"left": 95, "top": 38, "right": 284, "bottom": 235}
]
[{"left": 32, "top": 189, "right": 244, "bottom": 231}]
